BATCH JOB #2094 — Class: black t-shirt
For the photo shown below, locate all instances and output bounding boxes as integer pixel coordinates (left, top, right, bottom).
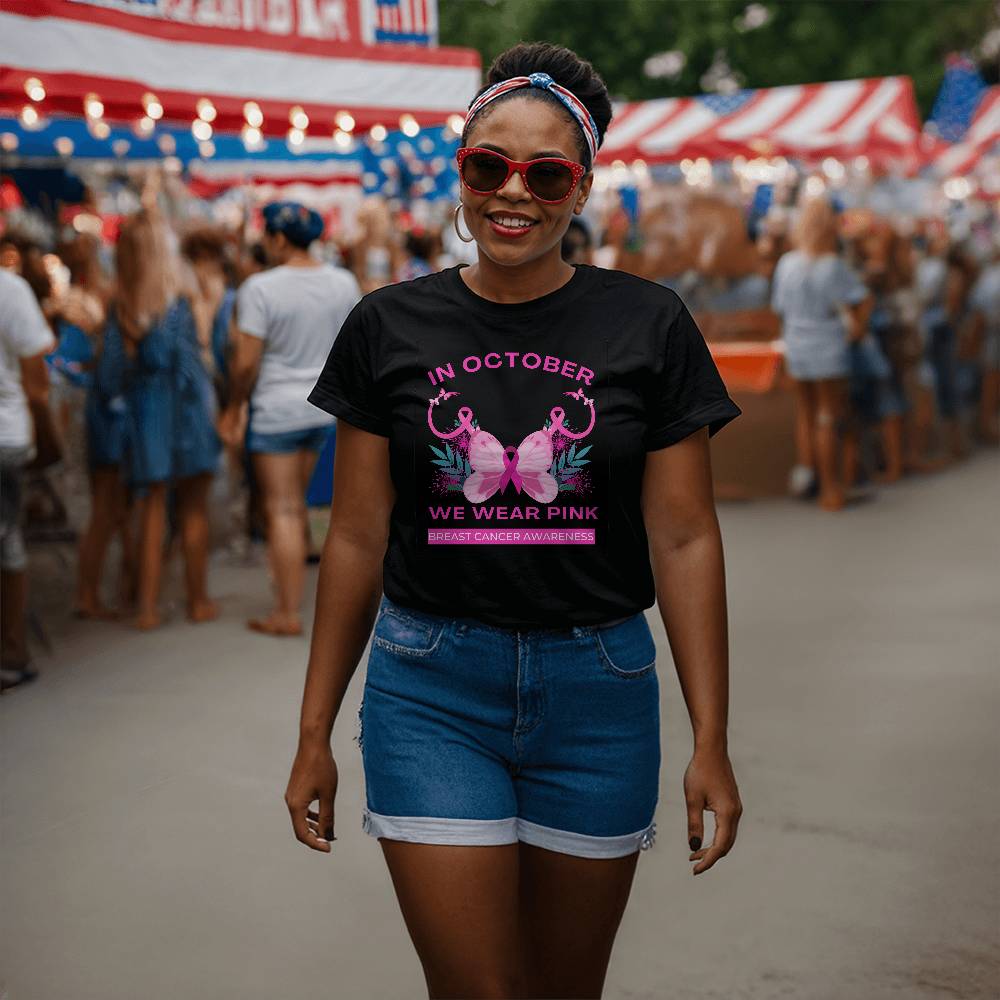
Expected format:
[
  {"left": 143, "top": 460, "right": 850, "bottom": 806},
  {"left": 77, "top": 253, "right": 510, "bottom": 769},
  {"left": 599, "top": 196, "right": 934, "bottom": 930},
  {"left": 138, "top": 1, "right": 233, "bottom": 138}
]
[{"left": 308, "top": 263, "right": 741, "bottom": 628}]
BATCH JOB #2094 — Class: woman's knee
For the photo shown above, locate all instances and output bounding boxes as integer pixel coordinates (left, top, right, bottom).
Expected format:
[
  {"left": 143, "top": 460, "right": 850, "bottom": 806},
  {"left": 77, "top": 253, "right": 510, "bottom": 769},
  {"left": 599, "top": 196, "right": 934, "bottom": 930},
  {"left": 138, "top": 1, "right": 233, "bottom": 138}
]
[
  {"left": 426, "top": 969, "right": 524, "bottom": 1000},
  {"left": 263, "top": 492, "right": 305, "bottom": 520}
]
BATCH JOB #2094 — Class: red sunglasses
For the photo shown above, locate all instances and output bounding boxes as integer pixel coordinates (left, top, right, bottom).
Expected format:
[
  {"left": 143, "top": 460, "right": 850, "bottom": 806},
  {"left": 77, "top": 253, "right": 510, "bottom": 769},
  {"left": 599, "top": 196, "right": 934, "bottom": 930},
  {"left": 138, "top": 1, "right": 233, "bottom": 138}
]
[{"left": 456, "top": 147, "right": 587, "bottom": 204}]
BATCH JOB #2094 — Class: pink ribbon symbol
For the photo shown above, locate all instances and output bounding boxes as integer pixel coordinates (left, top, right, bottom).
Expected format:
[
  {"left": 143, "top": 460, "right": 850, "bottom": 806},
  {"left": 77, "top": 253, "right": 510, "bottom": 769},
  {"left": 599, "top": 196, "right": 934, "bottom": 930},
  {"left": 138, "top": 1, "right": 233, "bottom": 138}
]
[
  {"left": 427, "top": 390, "right": 477, "bottom": 440},
  {"left": 547, "top": 388, "right": 595, "bottom": 440},
  {"left": 498, "top": 446, "right": 524, "bottom": 494}
]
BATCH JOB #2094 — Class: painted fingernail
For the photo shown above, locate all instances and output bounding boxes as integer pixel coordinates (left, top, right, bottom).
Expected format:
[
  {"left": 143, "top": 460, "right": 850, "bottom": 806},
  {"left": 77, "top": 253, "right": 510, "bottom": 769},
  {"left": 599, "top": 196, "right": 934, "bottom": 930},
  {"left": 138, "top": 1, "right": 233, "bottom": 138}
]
[{"left": 689, "top": 836, "right": 701, "bottom": 851}]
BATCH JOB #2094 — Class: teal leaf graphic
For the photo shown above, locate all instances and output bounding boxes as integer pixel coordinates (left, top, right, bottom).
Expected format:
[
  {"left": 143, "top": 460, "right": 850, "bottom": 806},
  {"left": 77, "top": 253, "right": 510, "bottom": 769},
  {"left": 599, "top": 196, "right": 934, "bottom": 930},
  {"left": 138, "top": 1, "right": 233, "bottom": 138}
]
[
  {"left": 431, "top": 445, "right": 468, "bottom": 481},
  {"left": 574, "top": 445, "right": 592, "bottom": 460},
  {"left": 568, "top": 443, "right": 577, "bottom": 462},
  {"left": 429, "top": 445, "right": 447, "bottom": 461}
]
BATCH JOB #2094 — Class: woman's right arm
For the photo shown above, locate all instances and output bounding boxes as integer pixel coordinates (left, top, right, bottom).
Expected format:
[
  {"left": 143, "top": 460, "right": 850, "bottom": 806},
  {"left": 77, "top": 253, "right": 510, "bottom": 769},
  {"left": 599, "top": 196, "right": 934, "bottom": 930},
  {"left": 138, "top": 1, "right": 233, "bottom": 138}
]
[{"left": 285, "top": 421, "right": 394, "bottom": 853}]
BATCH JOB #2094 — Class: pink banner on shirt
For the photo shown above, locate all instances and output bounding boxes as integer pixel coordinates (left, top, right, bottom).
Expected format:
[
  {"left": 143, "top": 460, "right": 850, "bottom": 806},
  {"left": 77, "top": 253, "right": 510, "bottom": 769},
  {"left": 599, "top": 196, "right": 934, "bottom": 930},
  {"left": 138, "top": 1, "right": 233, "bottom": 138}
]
[{"left": 428, "top": 528, "right": 595, "bottom": 545}]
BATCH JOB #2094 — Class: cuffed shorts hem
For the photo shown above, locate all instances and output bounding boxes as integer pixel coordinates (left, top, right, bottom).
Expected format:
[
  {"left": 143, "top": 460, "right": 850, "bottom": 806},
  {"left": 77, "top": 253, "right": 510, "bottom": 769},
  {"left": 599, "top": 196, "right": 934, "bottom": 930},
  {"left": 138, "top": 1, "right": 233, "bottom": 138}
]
[
  {"left": 361, "top": 808, "right": 657, "bottom": 859},
  {"left": 246, "top": 423, "right": 333, "bottom": 455}
]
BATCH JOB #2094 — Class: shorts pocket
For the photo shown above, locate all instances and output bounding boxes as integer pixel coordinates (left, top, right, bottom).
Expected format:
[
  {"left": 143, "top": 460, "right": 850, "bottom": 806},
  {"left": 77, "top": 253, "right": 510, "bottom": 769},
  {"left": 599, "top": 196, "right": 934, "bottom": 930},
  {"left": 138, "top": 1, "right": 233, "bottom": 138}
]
[
  {"left": 372, "top": 605, "right": 446, "bottom": 658},
  {"left": 595, "top": 614, "right": 656, "bottom": 679}
]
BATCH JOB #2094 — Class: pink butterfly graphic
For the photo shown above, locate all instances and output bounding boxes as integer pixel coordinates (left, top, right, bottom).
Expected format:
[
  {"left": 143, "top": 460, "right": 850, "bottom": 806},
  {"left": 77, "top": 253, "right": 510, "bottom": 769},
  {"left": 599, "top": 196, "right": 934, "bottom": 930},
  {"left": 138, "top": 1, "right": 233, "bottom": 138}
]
[{"left": 463, "top": 429, "right": 558, "bottom": 504}]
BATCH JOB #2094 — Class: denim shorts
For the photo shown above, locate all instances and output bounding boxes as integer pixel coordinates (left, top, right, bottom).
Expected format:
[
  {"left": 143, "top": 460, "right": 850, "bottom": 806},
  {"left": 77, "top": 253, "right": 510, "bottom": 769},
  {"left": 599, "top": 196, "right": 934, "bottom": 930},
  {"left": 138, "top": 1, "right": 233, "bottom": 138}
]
[
  {"left": 356, "top": 597, "right": 661, "bottom": 859},
  {"left": 245, "top": 423, "right": 333, "bottom": 455}
]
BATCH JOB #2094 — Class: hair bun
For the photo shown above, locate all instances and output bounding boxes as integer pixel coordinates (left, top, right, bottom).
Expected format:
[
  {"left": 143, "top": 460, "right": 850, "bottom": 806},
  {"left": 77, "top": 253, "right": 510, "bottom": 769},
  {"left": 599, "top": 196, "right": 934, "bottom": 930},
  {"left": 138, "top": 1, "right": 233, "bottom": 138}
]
[{"left": 468, "top": 42, "right": 613, "bottom": 168}]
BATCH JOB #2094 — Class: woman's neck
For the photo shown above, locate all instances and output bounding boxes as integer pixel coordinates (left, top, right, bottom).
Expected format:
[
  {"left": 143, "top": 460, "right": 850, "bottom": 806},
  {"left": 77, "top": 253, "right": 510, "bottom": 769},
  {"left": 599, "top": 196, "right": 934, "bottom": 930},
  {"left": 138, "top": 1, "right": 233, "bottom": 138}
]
[
  {"left": 284, "top": 248, "right": 320, "bottom": 268},
  {"left": 461, "top": 247, "right": 575, "bottom": 304}
]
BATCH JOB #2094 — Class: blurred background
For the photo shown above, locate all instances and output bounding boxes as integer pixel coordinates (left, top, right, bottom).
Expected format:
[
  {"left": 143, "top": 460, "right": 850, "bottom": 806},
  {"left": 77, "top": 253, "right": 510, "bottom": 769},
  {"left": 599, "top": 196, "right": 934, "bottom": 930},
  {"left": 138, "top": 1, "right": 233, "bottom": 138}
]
[{"left": 1, "top": 2, "right": 998, "bottom": 998}]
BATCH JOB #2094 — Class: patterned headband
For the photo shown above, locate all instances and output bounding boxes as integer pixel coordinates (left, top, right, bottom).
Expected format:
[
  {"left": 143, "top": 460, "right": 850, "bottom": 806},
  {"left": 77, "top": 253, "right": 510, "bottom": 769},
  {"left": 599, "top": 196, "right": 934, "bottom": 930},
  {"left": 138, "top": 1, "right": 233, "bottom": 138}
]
[{"left": 464, "top": 72, "right": 600, "bottom": 165}]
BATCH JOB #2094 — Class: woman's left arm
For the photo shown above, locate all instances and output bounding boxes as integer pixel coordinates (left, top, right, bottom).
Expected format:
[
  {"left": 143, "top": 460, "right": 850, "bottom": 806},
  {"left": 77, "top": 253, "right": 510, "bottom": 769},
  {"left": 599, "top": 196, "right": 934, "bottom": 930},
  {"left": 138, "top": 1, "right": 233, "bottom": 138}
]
[{"left": 642, "top": 426, "right": 743, "bottom": 875}]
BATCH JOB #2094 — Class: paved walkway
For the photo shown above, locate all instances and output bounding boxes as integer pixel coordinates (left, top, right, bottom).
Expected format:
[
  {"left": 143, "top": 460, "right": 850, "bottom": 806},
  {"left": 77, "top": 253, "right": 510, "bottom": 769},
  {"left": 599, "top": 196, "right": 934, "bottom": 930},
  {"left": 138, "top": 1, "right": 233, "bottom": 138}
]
[{"left": 2, "top": 452, "right": 998, "bottom": 999}]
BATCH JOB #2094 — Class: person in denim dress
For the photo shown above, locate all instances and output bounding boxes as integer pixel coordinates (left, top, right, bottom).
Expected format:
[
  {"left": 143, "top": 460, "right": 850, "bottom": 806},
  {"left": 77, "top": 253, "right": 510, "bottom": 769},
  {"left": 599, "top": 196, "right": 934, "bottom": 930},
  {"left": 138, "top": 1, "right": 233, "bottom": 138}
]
[
  {"left": 285, "top": 43, "right": 744, "bottom": 1000},
  {"left": 112, "top": 208, "right": 220, "bottom": 630}
]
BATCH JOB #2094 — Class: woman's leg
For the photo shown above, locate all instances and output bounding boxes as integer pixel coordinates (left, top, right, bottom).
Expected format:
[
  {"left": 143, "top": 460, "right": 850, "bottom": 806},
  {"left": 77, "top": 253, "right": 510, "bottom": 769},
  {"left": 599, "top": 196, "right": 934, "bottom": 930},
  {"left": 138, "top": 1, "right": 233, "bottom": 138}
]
[
  {"left": 792, "top": 379, "right": 816, "bottom": 471},
  {"left": 116, "top": 486, "right": 137, "bottom": 612},
  {"left": 75, "top": 466, "right": 124, "bottom": 618},
  {"left": 378, "top": 839, "right": 642, "bottom": 1000},
  {"left": 297, "top": 447, "right": 322, "bottom": 561},
  {"left": 518, "top": 843, "right": 641, "bottom": 999},
  {"left": 909, "top": 385, "right": 947, "bottom": 471},
  {"left": 875, "top": 414, "right": 905, "bottom": 483},
  {"left": 814, "top": 378, "right": 849, "bottom": 511},
  {"left": 251, "top": 451, "right": 307, "bottom": 633},
  {"left": 176, "top": 472, "right": 217, "bottom": 622},
  {"left": 135, "top": 483, "right": 168, "bottom": 629},
  {"left": 379, "top": 840, "right": 523, "bottom": 999},
  {"left": 841, "top": 424, "right": 861, "bottom": 491}
]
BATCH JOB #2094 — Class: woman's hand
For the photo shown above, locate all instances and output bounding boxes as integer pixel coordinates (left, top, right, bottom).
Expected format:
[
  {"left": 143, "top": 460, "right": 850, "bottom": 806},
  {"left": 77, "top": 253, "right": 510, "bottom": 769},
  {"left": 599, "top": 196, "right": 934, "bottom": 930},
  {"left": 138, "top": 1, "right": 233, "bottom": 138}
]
[
  {"left": 285, "top": 738, "right": 339, "bottom": 853},
  {"left": 217, "top": 403, "right": 246, "bottom": 447},
  {"left": 684, "top": 746, "right": 743, "bottom": 875},
  {"left": 59, "top": 287, "right": 106, "bottom": 334}
]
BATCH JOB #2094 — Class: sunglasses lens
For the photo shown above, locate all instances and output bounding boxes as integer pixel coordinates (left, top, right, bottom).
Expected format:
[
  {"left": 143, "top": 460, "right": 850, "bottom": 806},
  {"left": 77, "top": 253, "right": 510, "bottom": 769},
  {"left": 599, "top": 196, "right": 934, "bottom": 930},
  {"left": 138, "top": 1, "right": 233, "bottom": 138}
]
[
  {"left": 461, "top": 151, "right": 509, "bottom": 192},
  {"left": 525, "top": 161, "right": 575, "bottom": 201}
]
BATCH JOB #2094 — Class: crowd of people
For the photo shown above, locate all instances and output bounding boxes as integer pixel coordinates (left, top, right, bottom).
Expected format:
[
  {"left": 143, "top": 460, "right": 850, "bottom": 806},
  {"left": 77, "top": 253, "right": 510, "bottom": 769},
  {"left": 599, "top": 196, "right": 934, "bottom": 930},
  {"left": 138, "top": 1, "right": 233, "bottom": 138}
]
[
  {"left": 0, "top": 174, "right": 364, "bottom": 690},
  {"left": 770, "top": 197, "right": 999, "bottom": 510},
  {"left": 0, "top": 169, "right": 997, "bottom": 691},
  {"left": 612, "top": 186, "right": 999, "bottom": 510}
]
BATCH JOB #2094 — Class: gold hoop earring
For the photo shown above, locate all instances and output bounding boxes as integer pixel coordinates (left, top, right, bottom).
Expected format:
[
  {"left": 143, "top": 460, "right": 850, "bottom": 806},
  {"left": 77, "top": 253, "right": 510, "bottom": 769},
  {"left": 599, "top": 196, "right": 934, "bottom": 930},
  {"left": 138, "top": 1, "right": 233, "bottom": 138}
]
[{"left": 453, "top": 204, "right": 475, "bottom": 244}]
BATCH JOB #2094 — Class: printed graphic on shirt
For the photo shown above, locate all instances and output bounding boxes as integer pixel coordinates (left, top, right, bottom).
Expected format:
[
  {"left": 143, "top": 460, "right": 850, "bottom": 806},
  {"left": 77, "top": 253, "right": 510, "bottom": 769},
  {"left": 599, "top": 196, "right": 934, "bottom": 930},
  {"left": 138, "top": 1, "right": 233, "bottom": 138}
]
[{"left": 422, "top": 350, "right": 599, "bottom": 546}]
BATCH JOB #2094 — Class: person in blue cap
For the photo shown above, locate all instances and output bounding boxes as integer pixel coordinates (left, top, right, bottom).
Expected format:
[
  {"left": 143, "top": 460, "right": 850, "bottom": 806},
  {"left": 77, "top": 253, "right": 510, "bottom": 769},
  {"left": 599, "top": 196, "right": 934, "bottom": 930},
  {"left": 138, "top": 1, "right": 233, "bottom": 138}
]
[{"left": 220, "top": 200, "right": 360, "bottom": 636}]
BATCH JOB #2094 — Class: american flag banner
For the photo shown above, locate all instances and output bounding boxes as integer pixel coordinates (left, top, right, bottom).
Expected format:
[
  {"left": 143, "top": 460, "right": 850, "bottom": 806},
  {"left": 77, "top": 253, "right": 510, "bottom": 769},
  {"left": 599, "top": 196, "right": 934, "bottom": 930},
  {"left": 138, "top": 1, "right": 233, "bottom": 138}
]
[
  {"left": 0, "top": 0, "right": 472, "bottom": 140},
  {"left": 928, "top": 87, "right": 1000, "bottom": 177},
  {"left": 926, "top": 54, "right": 987, "bottom": 143},
  {"left": 362, "top": 0, "right": 438, "bottom": 46},
  {"left": 599, "top": 77, "right": 921, "bottom": 167}
]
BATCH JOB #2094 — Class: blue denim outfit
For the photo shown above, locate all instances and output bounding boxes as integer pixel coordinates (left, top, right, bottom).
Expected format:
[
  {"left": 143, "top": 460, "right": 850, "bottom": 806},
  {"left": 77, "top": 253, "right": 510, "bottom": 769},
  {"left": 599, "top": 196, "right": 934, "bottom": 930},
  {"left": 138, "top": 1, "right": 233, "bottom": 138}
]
[
  {"left": 87, "top": 317, "right": 129, "bottom": 469},
  {"left": 356, "top": 597, "right": 661, "bottom": 859},
  {"left": 111, "top": 299, "right": 220, "bottom": 486}
]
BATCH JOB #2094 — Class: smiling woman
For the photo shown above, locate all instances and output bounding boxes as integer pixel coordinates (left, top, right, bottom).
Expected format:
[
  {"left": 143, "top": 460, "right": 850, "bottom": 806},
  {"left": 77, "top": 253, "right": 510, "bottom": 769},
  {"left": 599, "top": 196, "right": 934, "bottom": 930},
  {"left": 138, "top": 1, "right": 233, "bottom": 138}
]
[
  {"left": 291, "top": 39, "right": 743, "bottom": 1000},
  {"left": 449, "top": 44, "right": 612, "bottom": 294}
]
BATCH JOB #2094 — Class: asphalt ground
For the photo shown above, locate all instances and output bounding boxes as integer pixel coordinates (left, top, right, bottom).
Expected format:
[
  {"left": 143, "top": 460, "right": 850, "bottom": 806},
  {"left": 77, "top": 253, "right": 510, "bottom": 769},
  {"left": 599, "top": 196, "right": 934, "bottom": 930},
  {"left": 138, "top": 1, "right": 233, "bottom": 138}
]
[{"left": 2, "top": 451, "right": 998, "bottom": 999}]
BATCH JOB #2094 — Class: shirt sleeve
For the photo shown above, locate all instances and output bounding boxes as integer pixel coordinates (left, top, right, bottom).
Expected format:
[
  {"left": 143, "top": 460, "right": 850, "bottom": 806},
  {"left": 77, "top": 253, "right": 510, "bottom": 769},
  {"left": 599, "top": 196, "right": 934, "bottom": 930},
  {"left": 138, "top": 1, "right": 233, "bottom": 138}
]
[
  {"left": 307, "top": 297, "right": 390, "bottom": 437},
  {"left": 2, "top": 276, "right": 55, "bottom": 357},
  {"left": 644, "top": 301, "right": 742, "bottom": 451},
  {"left": 235, "top": 277, "right": 268, "bottom": 340}
]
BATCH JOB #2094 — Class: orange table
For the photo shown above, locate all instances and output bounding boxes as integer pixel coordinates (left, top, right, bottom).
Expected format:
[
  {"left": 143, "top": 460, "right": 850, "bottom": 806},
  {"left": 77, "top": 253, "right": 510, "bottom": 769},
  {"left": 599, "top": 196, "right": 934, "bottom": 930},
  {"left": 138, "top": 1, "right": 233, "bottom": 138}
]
[{"left": 708, "top": 341, "right": 797, "bottom": 500}]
